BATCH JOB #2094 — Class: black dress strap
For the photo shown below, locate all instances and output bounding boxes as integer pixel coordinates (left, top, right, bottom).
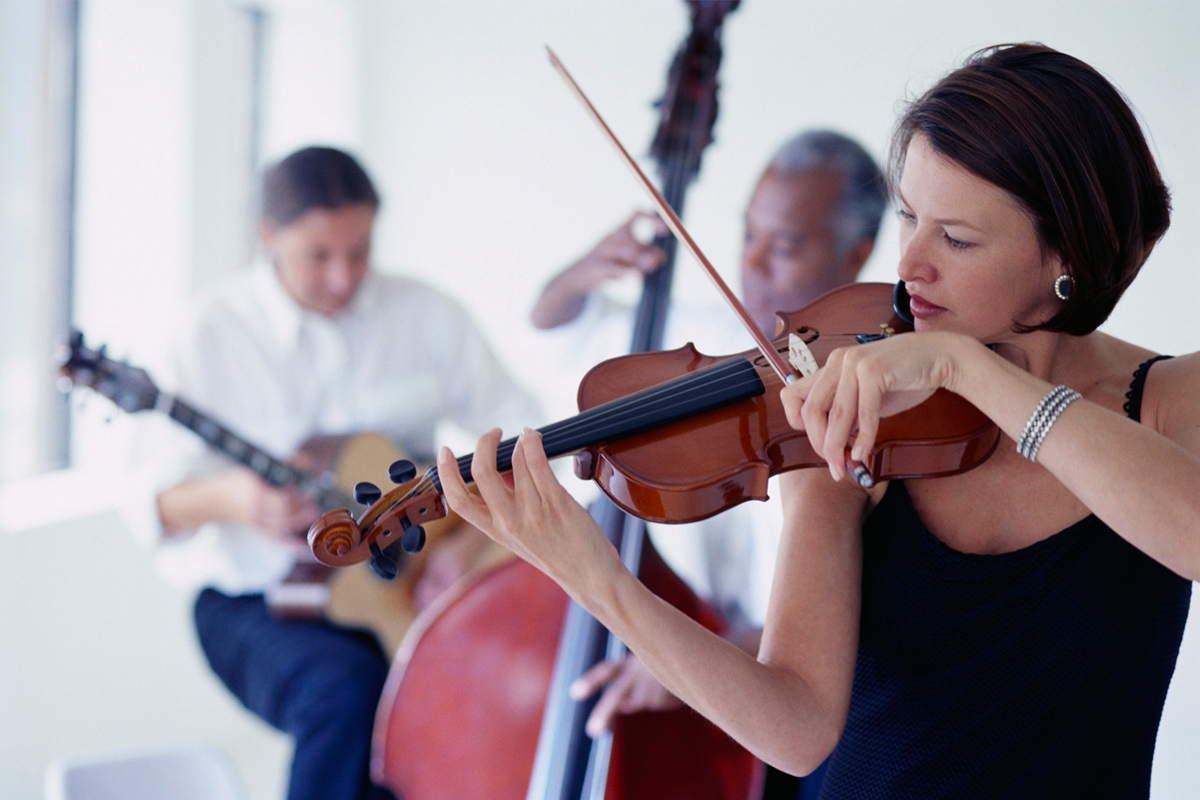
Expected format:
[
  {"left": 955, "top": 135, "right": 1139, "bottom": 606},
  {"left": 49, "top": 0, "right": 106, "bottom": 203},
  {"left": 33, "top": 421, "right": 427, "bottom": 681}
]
[{"left": 1123, "top": 355, "right": 1173, "bottom": 422}]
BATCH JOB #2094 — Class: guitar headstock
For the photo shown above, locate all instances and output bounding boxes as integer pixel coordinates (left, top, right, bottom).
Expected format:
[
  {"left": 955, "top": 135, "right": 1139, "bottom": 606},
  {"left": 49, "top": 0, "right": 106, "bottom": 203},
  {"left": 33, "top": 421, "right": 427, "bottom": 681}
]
[{"left": 59, "top": 329, "right": 161, "bottom": 413}]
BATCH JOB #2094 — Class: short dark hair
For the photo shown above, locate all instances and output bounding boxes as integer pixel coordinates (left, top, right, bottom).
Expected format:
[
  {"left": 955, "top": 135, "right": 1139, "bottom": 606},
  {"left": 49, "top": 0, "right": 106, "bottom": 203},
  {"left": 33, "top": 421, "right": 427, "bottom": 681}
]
[
  {"left": 261, "top": 146, "right": 380, "bottom": 227},
  {"left": 889, "top": 43, "right": 1171, "bottom": 335}
]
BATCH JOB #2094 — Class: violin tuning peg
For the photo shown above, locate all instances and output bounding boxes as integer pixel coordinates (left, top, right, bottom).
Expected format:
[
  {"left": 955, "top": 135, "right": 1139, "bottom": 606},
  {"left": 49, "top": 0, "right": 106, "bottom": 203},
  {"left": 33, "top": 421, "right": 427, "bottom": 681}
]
[
  {"left": 368, "top": 541, "right": 399, "bottom": 580},
  {"left": 388, "top": 459, "right": 417, "bottom": 484},
  {"left": 354, "top": 481, "right": 382, "bottom": 505},
  {"left": 400, "top": 518, "right": 426, "bottom": 553}
]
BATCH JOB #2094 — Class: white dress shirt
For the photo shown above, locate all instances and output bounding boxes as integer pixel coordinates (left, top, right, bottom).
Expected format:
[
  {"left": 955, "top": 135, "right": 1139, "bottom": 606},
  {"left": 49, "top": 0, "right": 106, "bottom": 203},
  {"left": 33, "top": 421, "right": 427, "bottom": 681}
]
[{"left": 122, "top": 262, "right": 541, "bottom": 594}]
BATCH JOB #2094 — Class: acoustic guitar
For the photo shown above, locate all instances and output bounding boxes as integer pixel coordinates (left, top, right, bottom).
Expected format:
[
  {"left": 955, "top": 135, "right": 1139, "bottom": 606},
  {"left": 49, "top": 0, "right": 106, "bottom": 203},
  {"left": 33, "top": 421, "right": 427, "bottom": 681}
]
[{"left": 58, "top": 329, "right": 463, "bottom": 656}]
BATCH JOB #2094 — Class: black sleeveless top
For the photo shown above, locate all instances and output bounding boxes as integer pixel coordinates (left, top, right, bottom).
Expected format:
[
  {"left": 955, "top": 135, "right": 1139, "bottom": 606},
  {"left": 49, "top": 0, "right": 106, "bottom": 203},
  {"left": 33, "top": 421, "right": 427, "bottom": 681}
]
[{"left": 820, "top": 357, "right": 1191, "bottom": 799}]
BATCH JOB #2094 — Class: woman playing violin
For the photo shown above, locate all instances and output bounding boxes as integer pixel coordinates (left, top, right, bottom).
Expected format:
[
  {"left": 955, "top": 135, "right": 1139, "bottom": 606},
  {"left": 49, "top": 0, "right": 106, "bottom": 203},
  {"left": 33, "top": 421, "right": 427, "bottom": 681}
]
[{"left": 437, "top": 44, "right": 1200, "bottom": 797}]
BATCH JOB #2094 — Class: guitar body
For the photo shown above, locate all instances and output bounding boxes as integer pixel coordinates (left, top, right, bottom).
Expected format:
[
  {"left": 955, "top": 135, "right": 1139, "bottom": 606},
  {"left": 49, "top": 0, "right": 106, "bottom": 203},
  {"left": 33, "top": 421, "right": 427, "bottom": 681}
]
[{"left": 265, "top": 431, "right": 423, "bottom": 656}]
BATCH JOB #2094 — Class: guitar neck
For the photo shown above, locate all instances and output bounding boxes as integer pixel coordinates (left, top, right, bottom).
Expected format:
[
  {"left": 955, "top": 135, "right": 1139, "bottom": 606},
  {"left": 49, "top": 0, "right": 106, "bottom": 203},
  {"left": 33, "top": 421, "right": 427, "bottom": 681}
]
[{"left": 164, "top": 395, "right": 350, "bottom": 510}]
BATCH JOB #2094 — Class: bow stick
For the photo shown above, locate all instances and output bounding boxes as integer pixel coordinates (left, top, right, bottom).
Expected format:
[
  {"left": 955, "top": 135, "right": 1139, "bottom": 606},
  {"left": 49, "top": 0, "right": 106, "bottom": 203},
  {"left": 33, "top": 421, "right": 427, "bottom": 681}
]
[
  {"left": 545, "top": 46, "right": 798, "bottom": 387},
  {"left": 545, "top": 46, "right": 888, "bottom": 487}
]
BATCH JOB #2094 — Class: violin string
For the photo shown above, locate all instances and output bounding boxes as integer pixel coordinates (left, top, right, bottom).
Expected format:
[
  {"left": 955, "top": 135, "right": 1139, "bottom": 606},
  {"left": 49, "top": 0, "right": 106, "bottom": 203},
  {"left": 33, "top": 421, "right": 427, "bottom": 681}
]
[
  {"left": 367, "top": 330, "right": 890, "bottom": 520},
  {"left": 524, "top": 358, "right": 760, "bottom": 453},
  {"left": 437, "top": 358, "right": 757, "bottom": 488},
  {"left": 374, "top": 357, "right": 760, "bottom": 514}
]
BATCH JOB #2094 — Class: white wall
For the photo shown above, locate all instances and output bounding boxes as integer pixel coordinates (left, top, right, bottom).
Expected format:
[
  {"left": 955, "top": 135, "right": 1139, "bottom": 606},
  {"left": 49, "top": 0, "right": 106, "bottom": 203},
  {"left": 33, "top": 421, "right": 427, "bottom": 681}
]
[
  {"left": 355, "top": 1, "right": 1200, "bottom": 398},
  {"left": 1, "top": 1, "right": 1197, "bottom": 799}
]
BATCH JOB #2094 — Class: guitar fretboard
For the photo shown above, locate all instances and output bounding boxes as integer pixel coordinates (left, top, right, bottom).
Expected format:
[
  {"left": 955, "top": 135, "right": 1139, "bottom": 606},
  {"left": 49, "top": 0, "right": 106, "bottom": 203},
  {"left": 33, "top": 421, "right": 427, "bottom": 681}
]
[{"left": 165, "top": 396, "right": 351, "bottom": 511}]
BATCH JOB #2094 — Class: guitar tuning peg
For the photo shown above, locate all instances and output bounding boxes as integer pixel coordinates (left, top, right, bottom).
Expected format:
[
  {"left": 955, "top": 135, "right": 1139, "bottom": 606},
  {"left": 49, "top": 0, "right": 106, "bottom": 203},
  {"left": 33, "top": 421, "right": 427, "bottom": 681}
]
[
  {"left": 400, "top": 518, "right": 426, "bottom": 553},
  {"left": 354, "top": 481, "right": 382, "bottom": 505},
  {"left": 388, "top": 459, "right": 417, "bottom": 484}
]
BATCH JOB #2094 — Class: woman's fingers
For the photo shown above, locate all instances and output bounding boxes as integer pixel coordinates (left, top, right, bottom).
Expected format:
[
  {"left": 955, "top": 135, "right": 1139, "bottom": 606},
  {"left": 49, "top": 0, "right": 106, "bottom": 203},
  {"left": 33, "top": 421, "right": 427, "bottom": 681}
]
[
  {"left": 517, "top": 428, "right": 564, "bottom": 504},
  {"left": 437, "top": 444, "right": 491, "bottom": 530},
  {"left": 851, "top": 377, "right": 884, "bottom": 463},
  {"left": 824, "top": 360, "right": 865, "bottom": 481},
  {"left": 800, "top": 348, "right": 843, "bottom": 462},
  {"left": 468, "top": 428, "right": 508, "bottom": 503},
  {"left": 784, "top": 346, "right": 882, "bottom": 482}
]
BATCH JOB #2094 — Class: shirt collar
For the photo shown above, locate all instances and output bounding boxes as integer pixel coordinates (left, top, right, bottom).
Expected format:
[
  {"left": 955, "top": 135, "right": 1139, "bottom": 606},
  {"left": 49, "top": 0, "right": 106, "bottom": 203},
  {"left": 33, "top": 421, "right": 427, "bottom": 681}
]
[{"left": 251, "top": 260, "right": 380, "bottom": 349}]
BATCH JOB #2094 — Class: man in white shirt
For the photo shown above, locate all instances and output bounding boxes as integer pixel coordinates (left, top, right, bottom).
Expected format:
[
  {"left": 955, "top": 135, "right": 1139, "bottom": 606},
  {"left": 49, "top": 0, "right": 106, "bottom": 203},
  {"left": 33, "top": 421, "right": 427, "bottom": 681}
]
[
  {"left": 530, "top": 129, "right": 886, "bottom": 798},
  {"left": 123, "top": 147, "right": 539, "bottom": 800}
]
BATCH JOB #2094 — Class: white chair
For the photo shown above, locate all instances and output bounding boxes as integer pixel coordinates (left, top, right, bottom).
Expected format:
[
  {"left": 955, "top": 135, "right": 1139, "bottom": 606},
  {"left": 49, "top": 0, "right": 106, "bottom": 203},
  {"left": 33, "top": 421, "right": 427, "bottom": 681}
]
[{"left": 45, "top": 742, "right": 248, "bottom": 800}]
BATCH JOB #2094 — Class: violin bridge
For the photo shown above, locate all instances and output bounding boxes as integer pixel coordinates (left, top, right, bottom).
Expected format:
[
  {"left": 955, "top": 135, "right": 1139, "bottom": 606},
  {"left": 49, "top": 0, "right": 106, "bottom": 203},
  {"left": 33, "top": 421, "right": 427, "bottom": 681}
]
[{"left": 788, "top": 333, "right": 818, "bottom": 377}]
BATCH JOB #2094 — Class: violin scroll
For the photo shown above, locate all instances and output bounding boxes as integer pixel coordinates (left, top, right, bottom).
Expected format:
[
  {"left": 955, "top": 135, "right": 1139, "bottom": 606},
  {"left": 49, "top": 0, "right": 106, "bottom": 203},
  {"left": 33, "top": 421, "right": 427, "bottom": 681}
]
[
  {"left": 308, "top": 508, "right": 364, "bottom": 567},
  {"left": 307, "top": 475, "right": 449, "bottom": 573}
]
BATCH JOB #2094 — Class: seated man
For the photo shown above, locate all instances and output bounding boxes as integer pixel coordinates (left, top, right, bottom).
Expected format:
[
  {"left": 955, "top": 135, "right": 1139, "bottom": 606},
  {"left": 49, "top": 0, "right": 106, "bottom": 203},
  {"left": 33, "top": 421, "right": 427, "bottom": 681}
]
[
  {"left": 531, "top": 129, "right": 887, "bottom": 798},
  {"left": 122, "top": 146, "right": 540, "bottom": 800}
]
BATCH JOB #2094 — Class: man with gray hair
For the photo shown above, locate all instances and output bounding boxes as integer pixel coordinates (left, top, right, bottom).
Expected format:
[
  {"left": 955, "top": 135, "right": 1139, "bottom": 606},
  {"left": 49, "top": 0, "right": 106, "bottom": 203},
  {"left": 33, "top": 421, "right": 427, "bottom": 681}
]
[
  {"left": 532, "top": 128, "right": 887, "bottom": 336},
  {"left": 530, "top": 129, "right": 886, "bottom": 799}
]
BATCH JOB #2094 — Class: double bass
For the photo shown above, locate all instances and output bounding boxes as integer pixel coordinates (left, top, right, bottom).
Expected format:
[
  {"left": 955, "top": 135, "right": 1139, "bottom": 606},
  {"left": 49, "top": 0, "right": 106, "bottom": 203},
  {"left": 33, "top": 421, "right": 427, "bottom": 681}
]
[{"left": 361, "top": 3, "right": 765, "bottom": 798}]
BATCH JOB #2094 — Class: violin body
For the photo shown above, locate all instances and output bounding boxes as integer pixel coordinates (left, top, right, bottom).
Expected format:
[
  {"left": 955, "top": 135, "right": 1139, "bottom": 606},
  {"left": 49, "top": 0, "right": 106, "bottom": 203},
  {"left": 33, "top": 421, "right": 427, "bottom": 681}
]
[{"left": 574, "top": 282, "right": 1000, "bottom": 524}]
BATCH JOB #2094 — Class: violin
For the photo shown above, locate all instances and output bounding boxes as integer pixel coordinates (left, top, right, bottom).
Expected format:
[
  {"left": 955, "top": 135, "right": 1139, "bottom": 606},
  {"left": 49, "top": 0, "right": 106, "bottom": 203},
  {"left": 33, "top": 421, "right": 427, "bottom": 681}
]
[{"left": 307, "top": 282, "right": 1000, "bottom": 571}]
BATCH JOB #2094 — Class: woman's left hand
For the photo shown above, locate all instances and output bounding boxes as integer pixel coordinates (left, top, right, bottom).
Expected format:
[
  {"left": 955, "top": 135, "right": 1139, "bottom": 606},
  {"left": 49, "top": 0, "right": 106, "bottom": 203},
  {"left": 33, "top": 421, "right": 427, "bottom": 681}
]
[
  {"left": 437, "top": 427, "right": 624, "bottom": 596},
  {"left": 781, "top": 331, "right": 973, "bottom": 481}
]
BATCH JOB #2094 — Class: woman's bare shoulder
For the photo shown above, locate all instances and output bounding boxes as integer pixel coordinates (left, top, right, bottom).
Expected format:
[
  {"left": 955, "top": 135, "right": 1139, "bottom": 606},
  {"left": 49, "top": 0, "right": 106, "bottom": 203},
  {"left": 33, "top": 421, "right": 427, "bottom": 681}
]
[{"left": 1142, "top": 350, "right": 1200, "bottom": 444}]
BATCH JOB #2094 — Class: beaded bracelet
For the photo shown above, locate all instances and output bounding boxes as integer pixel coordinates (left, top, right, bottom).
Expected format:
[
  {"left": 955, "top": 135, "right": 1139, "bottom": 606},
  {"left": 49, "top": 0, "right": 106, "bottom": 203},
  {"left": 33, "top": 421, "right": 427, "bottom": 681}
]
[{"left": 1016, "top": 384, "right": 1082, "bottom": 462}]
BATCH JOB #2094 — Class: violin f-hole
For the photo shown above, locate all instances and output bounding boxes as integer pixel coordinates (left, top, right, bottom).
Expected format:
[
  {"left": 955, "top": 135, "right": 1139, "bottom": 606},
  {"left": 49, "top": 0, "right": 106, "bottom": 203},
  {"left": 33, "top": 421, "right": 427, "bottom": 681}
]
[{"left": 793, "top": 326, "right": 819, "bottom": 343}]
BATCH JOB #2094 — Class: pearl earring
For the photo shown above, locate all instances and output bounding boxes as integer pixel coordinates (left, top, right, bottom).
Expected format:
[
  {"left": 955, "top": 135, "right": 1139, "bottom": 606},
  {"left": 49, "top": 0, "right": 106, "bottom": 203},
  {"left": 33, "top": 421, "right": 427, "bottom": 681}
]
[{"left": 1054, "top": 274, "right": 1074, "bottom": 301}]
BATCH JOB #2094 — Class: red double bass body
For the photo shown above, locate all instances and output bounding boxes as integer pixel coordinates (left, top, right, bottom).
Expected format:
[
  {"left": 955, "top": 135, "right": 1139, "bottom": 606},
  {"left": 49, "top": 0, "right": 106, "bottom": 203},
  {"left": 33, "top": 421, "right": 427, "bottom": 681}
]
[
  {"left": 369, "top": 2, "right": 763, "bottom": 799},
  {"left": 370, "top": 548, "right": 758, "bottom": 799}
]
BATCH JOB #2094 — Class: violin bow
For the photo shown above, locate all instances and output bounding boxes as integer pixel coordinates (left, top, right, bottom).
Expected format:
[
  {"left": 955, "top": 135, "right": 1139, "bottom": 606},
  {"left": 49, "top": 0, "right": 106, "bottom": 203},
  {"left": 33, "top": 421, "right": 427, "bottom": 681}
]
[
  {"left": 547, "top": 47, "right": 885, "bottom": 487},
  {"left": 545, "top": 46, "right": 798, "bottom": 387}
]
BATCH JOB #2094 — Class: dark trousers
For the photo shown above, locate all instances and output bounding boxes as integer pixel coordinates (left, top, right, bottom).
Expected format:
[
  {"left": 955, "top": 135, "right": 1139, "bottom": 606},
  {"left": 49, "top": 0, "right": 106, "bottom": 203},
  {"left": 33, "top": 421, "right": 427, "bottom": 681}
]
[{"left": 194, "top": 588, "right": 395, "bottom": 800}]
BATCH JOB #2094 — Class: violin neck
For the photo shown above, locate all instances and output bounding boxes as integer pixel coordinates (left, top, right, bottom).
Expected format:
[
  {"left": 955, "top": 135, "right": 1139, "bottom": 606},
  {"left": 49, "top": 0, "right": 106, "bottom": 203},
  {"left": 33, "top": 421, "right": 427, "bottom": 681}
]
[{"left": 431, "top": 356, "right": 765, "bottom": 490}]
